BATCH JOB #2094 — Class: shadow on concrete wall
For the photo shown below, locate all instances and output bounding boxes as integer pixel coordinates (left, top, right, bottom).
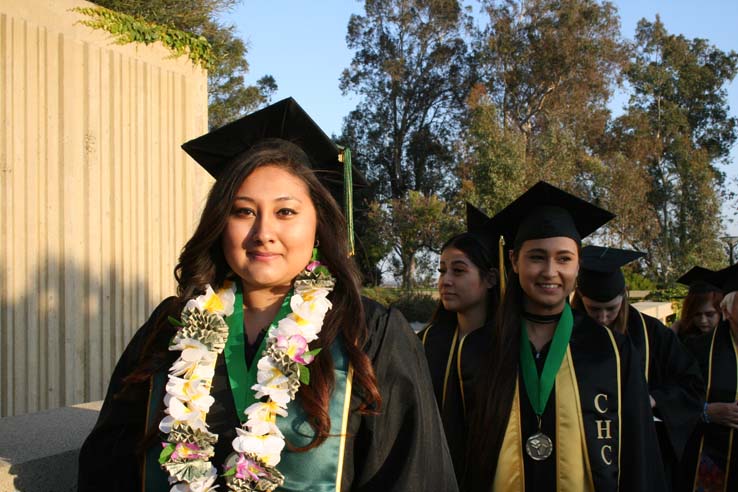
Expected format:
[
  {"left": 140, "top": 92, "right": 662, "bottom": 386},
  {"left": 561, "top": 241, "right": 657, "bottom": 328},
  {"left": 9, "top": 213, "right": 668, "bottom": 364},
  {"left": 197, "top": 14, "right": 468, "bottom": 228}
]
[{"left": 0, "top": 257, "right": 157, "bottom": 418}]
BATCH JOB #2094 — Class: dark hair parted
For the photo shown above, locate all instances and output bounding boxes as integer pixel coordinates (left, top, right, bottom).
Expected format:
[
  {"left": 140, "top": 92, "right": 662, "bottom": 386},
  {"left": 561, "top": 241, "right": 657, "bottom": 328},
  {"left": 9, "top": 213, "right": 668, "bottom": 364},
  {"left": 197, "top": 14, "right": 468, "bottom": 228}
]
[
  {"left": 571, "top": 290, "right": 630, "bottom": 334},
  {"left": 429, "top": 232, "right": 499, "bottom": 328},
  {"left": 679, "top": 290, "right": 724, "bottom": 339},
  {"left": 131, "top": 138, "right": 381, "bottom": 451}
]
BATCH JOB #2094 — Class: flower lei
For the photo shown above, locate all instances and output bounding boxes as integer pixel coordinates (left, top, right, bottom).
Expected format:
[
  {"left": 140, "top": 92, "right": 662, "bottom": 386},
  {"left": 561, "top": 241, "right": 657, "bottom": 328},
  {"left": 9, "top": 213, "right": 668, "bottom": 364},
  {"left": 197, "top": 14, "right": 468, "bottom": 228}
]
[{"left": 158, "top": 260, "right": 335, "bottom": 492}]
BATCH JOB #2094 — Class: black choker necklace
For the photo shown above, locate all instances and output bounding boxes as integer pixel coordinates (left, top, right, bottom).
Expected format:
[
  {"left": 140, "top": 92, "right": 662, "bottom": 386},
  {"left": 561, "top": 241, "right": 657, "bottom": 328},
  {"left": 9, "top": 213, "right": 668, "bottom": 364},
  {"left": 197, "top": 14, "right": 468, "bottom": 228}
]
[{"left": 522, "top": 311, "right": 563, "bottom": 324}]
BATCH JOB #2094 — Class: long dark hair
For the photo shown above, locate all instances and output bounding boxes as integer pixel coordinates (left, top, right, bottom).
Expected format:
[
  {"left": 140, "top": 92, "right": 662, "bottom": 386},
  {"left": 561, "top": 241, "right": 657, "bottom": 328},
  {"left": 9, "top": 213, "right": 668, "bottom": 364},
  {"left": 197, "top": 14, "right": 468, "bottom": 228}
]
[
  {"left": 570, "top": 289, "right": 630, "bottom": 334},
  {"left": 429, "top": 232, "right": 500, "bottom": 329},
  {"left": 462, "top": 267, "right": 523, "bottom": 490},
  {"left": 128, "top": 139, "right": 381, "bottom": 451}
]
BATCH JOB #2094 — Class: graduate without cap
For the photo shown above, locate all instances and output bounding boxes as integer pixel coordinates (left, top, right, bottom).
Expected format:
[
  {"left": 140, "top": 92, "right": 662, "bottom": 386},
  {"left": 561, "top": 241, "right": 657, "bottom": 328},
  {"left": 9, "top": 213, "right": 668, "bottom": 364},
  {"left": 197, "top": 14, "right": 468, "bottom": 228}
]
[
  {"left": 681, "top": 262, "right": 738, "bottom": 492},
  {"left": 462, "top": 181, "right": 666, "bottom": 492},
  {"left": 419, "top": 203, "right": 501, "bottom": 483},
  {"left": 78, "top": 97, "right": 458, "bottom": 492},
  {"left": 674, "top": 266, "right": 725, "bottom": 340},
  {"left": 572, "top": 246, "right": 704, "bottom": 490}
]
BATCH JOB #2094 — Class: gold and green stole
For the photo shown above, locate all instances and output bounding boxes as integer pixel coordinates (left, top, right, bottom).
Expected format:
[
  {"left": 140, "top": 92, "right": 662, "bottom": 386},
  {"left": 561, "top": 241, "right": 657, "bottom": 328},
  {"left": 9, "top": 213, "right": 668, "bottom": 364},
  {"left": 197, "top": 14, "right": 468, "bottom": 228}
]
[{"left": 494, "top": 316, "right": 621, "bottom": 492}]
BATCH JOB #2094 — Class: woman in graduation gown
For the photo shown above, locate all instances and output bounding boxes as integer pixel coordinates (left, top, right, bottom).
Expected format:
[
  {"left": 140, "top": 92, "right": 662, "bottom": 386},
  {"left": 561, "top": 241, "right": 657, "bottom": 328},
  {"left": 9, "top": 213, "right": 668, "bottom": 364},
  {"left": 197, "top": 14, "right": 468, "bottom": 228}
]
[
  {"left": 572, "top": 246, "right": 704, "bottom": 489},
  {"left": 419, "top": 203, "right": 500, "bottom": 482},
  {"left": 681, "top": 264, "right": 738, "bottom": 492},
  {"left": 77, "top": 98, "right": 458, "bottom": 492},
  {"left": 673, "top": 267, "right": 724, "bottom": 341},
  {"left": 463, "top": 182, "right": 665, "bottom": 492}
]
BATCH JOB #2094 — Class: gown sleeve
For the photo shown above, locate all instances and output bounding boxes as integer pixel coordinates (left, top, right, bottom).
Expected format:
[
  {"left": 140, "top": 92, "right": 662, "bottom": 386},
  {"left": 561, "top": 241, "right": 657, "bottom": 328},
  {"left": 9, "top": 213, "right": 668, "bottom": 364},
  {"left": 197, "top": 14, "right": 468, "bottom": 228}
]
[
  {"left": 646, "top": 315, "right": 705, "bottom": 461},
  {"left": 616, "top": 328, "right": 668, "bottom": 492},
  {"left": 77, "top": 297, "right": 178, "bottom": 492},
  {"left": 347, "top": 298, "right": 459, "bottom": 492}
]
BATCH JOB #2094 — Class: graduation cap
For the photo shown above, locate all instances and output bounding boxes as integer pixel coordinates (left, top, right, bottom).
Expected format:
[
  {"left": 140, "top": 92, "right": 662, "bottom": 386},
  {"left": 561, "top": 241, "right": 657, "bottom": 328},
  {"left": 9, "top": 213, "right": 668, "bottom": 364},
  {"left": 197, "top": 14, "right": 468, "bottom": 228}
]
[
  {"left": 677, "top": 266, "right": 722, "bottom": 295},
  {"left": 712, "top": 263, "right": 738, "bottom": 294},
  {"left": 488, "top": 181, "right": 615, "bottom": 251},
  {"left": 181, "top": 97, "right": 363, "bottom": 253},
  {"left": 466, "top": 203, "right": 492, "bottom": 235},
  {"left": 578, "top": 246, "right": 646, "bottom": 302},
  {"left": 466, "top": 202, "right": 507, "bottom": 292}
]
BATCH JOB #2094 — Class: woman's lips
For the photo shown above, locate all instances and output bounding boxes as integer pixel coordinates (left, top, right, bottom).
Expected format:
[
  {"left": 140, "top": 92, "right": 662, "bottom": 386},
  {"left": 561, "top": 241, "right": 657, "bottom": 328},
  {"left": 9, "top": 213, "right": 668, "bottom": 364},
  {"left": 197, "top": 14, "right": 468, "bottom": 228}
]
[
  {"left": 535, "top": 282, "right": 561, "bottom": 293},
  {"left": 248, "top": 252, "right": 280, "bottom": 261}
]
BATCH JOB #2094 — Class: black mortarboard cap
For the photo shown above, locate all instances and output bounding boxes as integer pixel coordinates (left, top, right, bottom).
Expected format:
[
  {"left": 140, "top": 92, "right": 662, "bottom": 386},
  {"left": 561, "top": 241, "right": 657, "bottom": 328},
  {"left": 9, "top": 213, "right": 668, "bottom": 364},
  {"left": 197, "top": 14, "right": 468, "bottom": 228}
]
[
  {"left": 181, "top": 97, "right": 365, "bottom": 200},
  {"left": 488, "top": 181, "right": 615, "bottom": 250},
  {"left": 712, "top": 263, "right": 738, "bottom": 294},
  {"left": 578, "top": 246, "right": 646, "bottom": 302},
  {"left": 465, "top": 202, "right": 505, "bottom": 289},
  {"left": 677, "top": 266, "right": 722, "bottom": 295},
  {"left": 466, "top": 203, "right": 492, "bottom": 235}
]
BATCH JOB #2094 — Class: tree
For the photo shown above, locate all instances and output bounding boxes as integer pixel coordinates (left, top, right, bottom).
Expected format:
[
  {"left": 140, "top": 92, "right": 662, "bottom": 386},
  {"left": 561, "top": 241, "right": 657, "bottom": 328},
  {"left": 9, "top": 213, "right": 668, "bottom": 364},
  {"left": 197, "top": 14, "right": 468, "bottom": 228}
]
[
  {"left": 457, "top": 84, "right": 528, "bottom": 215},
  {"left": 467, "top": 0, "right": 628, "bottom": 211},
  {"left": 610, "top": 16, "right": 737, "bottom": 281},
  {"left": 90, "top": 0, "right": 277, "bottom": 128},
  {"left": 475, "top": 0, "right": 627, "bottom": 144},
  {"left": 368, "top": 191, "right": 459, "bottom": 286},
  {"left": 457, "top": 0, "right": 630, "bottom": 245},
  {"left": 340, "top": 0, "right": 471, "bottom": 286}
]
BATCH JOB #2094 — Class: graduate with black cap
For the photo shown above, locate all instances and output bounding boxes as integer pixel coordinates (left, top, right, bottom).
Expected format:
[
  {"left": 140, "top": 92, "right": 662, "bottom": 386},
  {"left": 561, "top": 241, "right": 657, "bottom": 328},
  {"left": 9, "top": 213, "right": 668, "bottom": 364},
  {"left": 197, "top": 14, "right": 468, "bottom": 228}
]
[
  {"left": 572, "top": 246, "right": 704, "bottom": 490},
  {"left": 681, "top": 262, "right": 738, "bottom": 492},
  {"left": 78, "top": 98, "right": 458, "bottom": 492},
  {"left": 418, "top": 203, "right": 501, "bottom": 483},
  {"left": 463, "top": 182, "right": 665, "bottom": 492},
  {"left": 674, "top": 266, "right": 724, "bottom": 340}
]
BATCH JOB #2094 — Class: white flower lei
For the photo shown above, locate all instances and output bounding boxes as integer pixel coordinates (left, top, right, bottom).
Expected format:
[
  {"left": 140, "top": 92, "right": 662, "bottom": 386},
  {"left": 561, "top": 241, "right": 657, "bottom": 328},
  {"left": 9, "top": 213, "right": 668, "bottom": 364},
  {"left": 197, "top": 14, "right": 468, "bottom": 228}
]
[{"left": 158, "top": 261, "right": 335, "bottom": 492}]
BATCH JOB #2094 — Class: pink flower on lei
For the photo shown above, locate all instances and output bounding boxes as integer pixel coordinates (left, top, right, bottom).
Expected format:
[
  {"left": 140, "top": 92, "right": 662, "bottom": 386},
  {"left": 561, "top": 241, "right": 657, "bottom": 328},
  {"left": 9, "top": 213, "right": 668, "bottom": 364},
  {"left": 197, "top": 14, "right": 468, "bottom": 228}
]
[
  {"left": 235, "top": 453, "right": 265, "bottom": 481},
  {"left": 275, "top": 334, "right": 314, "bottom": 364}
]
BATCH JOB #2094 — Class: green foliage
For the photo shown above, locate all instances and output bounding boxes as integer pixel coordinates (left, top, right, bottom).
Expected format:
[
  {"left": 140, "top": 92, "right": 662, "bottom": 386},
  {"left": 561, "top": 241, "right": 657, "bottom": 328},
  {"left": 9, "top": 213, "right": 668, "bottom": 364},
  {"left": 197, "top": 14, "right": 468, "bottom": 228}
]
[
  {"left": 158, "top": 443, "right": 175, "bottom": 464},
  {"left": 645, "top": 285, "right": 688, "bottom": 302},
  {"left": 361, "top": 287, "right": 404, "bottom": 307},
  {"left": 343, "top": 1, "right": 736, "bottom": 287},
  {"left": 73, "top": 7, "right": 213, "bottom": 69},
  {"left": 623, "top": 271, "right": 657, "bottom": 291},
  {"left": 87, "top": 0, "right": 277, "bottom": 128},
  {"left": 390, "top": 292, "right": 438, "bottom": 324},
  {"left": 461, "top": 0, "right": 635, "bottom": 256},
  {"left": 369, "top": 191, "right": 458, "bottom": 288},
  {"left": 474, "top": 0, "right": 628, "bottom": 164},
  {"left": 459, "top": 86, "right": 527, "bottom": 215},
  {"left": 341, "top": 0, "right": 470, "bottom": 200},
  {"left": 610, "top": 16, "right": 737, "bottom": 281}
]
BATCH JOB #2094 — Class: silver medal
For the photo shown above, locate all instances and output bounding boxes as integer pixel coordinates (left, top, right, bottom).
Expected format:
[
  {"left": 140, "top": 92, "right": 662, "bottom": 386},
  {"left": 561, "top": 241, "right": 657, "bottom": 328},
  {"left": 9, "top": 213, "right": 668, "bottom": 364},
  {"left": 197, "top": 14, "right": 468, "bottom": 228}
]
[{"left": 525, "top": 432, "right": 553, "bottom": 461}]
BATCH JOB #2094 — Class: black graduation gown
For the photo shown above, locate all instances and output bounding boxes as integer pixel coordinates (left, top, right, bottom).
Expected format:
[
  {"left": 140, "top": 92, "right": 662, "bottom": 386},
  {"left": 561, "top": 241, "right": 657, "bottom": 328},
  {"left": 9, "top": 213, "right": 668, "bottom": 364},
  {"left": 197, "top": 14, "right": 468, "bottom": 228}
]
[
  {"left": 681, "top": 321, "right": 738, "bottom": 492},
  {"left": 504, "top": 310, "right": 666, "bottom": 492},
  {"left": 625, "top": 306, "right": 704, "bottom": 488},
  {"left": 77, "top": 297, "right": 459, "bottom": 492},
  {"left": 419, "top": 319, "right": 492, "bottom": 482}
]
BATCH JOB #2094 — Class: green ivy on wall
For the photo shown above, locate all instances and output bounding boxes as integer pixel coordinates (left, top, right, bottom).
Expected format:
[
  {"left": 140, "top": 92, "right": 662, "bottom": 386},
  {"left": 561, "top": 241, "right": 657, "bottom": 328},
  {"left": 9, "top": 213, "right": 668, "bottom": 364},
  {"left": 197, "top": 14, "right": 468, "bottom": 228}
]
[{"left": 72, "top": 7, "right": 214, "bottom": 70}]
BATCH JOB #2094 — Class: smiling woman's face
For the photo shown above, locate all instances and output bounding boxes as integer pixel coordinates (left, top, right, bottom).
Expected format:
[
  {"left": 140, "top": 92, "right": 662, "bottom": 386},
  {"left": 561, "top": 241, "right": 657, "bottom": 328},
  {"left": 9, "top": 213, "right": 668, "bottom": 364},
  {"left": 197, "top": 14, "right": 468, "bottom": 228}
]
[
  {"left": 221, "top": 165, "right": 318, "bottom": 291},
  {"left": 512, "top": 237, "right": 579, "bottom": 315}
]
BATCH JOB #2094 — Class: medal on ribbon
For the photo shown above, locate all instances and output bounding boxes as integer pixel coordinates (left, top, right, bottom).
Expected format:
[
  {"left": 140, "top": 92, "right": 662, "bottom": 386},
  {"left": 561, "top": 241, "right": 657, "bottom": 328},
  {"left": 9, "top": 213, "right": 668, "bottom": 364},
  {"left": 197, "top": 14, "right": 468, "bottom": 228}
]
[{"left": 519, "top": 304, "right": 574, "bottom": 461}]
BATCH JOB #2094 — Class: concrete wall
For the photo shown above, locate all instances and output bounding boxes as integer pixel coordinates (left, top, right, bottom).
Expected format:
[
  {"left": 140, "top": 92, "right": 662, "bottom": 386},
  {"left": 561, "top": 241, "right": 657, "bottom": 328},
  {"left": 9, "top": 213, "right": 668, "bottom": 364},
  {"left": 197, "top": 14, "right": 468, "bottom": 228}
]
[
  {"left": 632, "top": 301, "right": 675, "bottom": 324},
  {"left": 0, "top": 0, "right": 212, "bottom": 417}
]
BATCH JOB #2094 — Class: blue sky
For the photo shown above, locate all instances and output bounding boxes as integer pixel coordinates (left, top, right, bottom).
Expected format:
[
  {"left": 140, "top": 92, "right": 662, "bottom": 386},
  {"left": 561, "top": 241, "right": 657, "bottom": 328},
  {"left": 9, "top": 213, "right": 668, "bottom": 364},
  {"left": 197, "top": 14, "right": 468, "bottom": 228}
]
[{"left": 224, "top": 0, "right": 738, "bottom": 233}]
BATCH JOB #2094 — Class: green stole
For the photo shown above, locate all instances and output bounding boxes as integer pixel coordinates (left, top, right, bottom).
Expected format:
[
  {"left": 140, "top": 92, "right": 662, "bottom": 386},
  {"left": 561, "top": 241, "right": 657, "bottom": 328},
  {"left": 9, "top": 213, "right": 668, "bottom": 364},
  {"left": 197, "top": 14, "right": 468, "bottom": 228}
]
[{"left": 144, "top": 289, "right": 354, "bottom": 491}]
